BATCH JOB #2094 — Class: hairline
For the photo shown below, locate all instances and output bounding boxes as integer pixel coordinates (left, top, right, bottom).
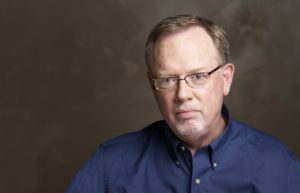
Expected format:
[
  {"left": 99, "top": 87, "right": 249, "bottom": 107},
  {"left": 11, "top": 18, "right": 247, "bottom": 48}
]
[
  {"left": 144, "top": 15, "right": 229, "bottom": 72},
  {"left": 147, "top": 25, "right": 223, "bottom": 72}
]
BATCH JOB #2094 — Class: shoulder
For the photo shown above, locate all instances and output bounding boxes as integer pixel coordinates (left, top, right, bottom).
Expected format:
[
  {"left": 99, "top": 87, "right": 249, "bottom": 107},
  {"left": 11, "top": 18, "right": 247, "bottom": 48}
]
[
  {"left": 231, "top": 119, "right": 295, "bottom": 158},
  {"left": 230, "top": 119, "right": 300, "bottom": 190},
  {"left": 64, "top": 121, "right": 167, "bottom": 192},
  {"left": 101, "top": 120, "right": 165, "bottom": 148},
  {"left": 92, "top": 120, "right": 166, "bottom": 159},
  {"left": 232, "top": 120, "right": 297, "bottom": 167}
]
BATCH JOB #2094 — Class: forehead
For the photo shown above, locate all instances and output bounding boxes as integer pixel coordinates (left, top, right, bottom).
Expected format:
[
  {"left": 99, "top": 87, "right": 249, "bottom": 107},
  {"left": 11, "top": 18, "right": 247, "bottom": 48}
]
[{"left": 152, "top": 26, "right": 219, "bottom": 75}]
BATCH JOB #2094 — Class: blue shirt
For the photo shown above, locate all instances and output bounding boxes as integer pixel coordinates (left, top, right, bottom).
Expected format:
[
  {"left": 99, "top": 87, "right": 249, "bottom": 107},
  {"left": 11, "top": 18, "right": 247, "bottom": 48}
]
[{"left": 65, "top": 107, "right": 300, "bottom": 193}]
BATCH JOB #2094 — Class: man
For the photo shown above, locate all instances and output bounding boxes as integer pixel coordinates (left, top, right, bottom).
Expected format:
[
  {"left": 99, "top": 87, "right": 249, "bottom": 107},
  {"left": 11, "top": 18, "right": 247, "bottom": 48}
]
[{"left": 65, "top": 14, "right": 300, "bottom": 193}]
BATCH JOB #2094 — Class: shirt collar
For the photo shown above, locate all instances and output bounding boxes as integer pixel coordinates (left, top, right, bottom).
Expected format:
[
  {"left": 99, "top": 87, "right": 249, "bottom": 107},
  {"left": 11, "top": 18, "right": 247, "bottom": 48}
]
[
  {"left": 209, "top": 105, "right": 232, "bottom": 160},
  {"left": 163, "top": 121, "right": 182, "bottom": 162},
  {"left": 163, "top": 104, "right": 233, "bottom": 162}
]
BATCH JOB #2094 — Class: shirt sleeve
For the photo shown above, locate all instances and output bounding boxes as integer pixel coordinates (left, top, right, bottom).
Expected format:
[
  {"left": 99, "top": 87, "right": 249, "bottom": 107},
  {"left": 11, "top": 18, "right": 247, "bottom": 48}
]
[
  {"left": 288, "top": 153, "right": 300, "bottom": 193},
  {"left": 64, "top": 146, "right": 106, "bottom": 193}
]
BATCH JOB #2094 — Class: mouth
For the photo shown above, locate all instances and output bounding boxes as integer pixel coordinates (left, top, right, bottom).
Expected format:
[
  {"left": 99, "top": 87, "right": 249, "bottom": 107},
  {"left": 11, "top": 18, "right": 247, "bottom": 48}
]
[{"left": 175, "top": 110, "right": 199, "bottom": 119}]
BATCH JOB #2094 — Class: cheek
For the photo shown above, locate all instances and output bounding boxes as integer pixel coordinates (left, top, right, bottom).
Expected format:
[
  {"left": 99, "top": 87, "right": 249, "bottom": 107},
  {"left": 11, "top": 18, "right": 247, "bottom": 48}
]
[
  {"left": 210, "top": 86, "right": 225, "bottom": 108},
  {"left": 154, "top": 93, "right": 174, "bottom": 114},
  {"left": 197, "top": 80, "right": 224, "bottom": 105}
]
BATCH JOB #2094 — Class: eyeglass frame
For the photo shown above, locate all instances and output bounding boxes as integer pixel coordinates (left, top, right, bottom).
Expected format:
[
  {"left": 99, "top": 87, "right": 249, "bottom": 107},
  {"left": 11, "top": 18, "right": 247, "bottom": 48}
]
[{"left": 151, "top": 64, "right": 225, "bottom": 91}]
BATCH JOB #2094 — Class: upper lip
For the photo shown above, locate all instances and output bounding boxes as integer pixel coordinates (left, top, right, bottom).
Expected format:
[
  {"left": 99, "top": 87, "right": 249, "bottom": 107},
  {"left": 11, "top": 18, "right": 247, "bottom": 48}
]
[{"left": 175, "top": 109, "right": 198, "bottom": 114}]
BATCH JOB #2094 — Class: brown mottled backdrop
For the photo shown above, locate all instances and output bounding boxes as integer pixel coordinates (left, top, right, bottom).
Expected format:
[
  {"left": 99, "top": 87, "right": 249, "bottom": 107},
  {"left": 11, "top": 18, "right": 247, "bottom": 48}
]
[{"left": 1, "top": 0, "right": 299, "bottom": 193}]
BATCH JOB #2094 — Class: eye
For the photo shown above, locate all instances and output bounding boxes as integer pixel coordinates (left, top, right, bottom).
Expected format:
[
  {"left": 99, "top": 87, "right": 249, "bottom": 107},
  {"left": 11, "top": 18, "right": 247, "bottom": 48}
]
[
  {"left": 156, "top": 77, "right": 177, "bottom": 88},
  {"left": 161, "top": 77, "right": 176, "bottom": 83},
  {"left": 191, "top": 73, "right": 204, "bottom": 80}
]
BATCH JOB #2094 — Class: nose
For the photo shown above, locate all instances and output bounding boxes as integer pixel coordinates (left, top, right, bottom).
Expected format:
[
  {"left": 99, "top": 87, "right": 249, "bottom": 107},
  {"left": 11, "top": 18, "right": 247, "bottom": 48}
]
[{"left": 175, "top": 78, "right": 193, "bottom": 102}]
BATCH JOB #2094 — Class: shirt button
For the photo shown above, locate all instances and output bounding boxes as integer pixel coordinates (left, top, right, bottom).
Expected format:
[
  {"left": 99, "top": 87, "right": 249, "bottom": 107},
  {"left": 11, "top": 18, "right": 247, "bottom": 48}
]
[
  {"left": 176, "top": 161, "right": 180, "bottom": 165},
  {"left": 181, "top": 146, "right": 186, "bottom": 151},
  {"left": 213, "top": 162, "right": 218, "bottom": 168},
  {"left": 195, "top": 178, "right": 201, "bottom": 184}
]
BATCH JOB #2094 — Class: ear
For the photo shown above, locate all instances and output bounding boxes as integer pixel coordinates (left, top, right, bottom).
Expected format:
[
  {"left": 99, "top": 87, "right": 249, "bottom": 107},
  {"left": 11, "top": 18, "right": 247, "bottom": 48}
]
[{"left": 222, "top": 63, "right": 235, "bottom": 96}]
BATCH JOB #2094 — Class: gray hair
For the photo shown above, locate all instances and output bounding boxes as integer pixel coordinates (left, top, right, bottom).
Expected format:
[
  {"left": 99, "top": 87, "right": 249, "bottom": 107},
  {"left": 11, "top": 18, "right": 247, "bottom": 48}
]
[{"left": 145, "top": 14, "right": 230, "bottom": 70}]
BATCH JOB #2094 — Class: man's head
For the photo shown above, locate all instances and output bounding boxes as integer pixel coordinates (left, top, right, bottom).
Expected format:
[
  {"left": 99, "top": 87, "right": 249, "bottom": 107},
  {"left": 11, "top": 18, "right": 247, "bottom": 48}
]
[
  {"left": 145, "top": 14, "right": 230, "bottom": 71},
  {"left": 145, "top": 14, "right": 235, "bottom": 146}
]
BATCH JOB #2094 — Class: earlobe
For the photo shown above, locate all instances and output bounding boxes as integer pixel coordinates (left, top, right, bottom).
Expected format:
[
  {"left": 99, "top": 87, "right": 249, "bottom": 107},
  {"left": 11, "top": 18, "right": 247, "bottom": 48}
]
[{"left": 222, "top": 63, "right": 235, "bottom": 96}]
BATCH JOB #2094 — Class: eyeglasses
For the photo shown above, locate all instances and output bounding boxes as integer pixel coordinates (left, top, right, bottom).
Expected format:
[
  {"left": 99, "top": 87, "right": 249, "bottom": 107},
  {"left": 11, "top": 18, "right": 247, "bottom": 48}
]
[{"left": 151, "top": 64, "right": 224, "bottom": 91}]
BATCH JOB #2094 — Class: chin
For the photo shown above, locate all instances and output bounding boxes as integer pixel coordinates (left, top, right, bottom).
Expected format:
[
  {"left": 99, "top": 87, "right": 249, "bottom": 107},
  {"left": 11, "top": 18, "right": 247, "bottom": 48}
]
[{"left": 174, "top": 119, "right": 207, "bottom": 136}]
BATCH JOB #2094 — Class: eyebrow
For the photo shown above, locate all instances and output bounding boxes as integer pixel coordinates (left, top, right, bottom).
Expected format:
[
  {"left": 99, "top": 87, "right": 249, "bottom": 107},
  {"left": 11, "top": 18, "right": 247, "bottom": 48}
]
[{"left": 156, "top": 67, "right": 205, "bottom": 77}]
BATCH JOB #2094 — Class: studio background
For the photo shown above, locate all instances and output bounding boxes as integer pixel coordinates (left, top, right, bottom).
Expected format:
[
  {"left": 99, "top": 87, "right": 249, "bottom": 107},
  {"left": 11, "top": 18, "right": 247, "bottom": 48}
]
[{"left": 1, "top": 0, "right": 299, "bottom": 193}]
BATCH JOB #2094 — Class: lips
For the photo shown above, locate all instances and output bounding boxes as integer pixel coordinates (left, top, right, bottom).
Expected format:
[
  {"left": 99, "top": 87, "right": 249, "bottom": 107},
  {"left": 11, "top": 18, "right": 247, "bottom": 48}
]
[{"left": 175, "top": 109, "right": 199, "bottom": 119}]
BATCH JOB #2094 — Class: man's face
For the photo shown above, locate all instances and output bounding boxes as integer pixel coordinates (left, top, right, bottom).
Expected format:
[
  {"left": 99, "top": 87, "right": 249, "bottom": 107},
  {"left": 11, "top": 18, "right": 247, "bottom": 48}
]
[{"left": 149, "top": 27, "right": 234, "bottom": 139}]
